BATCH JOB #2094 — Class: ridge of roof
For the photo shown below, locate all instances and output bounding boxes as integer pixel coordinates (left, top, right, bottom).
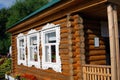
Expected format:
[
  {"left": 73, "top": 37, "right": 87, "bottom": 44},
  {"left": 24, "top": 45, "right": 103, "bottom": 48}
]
[{"left": 8, "top": 0, "right": 61, "bottom": 30}]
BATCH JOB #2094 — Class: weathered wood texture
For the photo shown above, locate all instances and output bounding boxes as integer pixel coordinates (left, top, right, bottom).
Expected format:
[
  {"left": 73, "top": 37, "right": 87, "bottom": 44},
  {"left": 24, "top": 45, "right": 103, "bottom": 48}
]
[
  {"left": 11, "top": 14, "right": 85, "bottom": 80},
  {"left": 71, "top": 15, "right": 85, "bottom": 80},
  {"left": 84, "top": 20, "right": 107, "bottom": 65},
  {"left": 59, "top": 14, "right": 85, "bottom": 80},
  {"left": 11, "top": 35, "right": 17, "bottom": 73},
  {"left": 83, "top": 64, "right": 111, "bottom": 80}
]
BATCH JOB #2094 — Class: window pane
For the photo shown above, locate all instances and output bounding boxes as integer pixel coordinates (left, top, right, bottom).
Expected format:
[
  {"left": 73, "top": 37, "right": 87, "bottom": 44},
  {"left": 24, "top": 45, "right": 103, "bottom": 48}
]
[
  {"left": 45, "top": 46, "right": 50, "bottom": 62},
  {"left": 19, "top": 39, "right": 24, "bottom": 47},
  {"left": 30, "top": 47, "right": 34, "bottom": 61},
  {"left": 30, "top": 36, "right": 37, "bottom": 45},
  {"left": 29, "top": 36, "right": 38, "bottom": 61},
  {"left": 34, "top": 46, "right": 38, "bottom": 61},
  {"left": 20, "top": 48, "right": 22, "bottom": 60},
  {"left": 51, "top": 45, "right": 56, "bottom": 62},
  {"left": 45, "top": 32, "right": 56, "bottom": 43},
  {"left": 20, "top": 48, "right": 24, "bottom": 60}
]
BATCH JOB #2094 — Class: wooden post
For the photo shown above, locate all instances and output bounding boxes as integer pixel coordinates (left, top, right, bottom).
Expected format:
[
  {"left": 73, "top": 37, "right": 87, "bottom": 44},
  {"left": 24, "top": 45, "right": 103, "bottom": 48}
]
[
  {"left": 113, "top": 5, "right": 120, "bottom": 80},
  {"left": 107, "top": 4, "right": 117, "bottom": 80}
]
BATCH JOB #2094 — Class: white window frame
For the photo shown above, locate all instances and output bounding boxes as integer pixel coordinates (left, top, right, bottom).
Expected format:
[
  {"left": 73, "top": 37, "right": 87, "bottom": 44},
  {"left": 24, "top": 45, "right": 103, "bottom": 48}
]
[
  {"left": 17, "top": 33, "right": 27, "bottom": 66},
  {"left": 27, "top": 29, "right": 41, "bottom": 68},
  {"left": 41, "top": 23, "right": 61, "bottom": 72}
]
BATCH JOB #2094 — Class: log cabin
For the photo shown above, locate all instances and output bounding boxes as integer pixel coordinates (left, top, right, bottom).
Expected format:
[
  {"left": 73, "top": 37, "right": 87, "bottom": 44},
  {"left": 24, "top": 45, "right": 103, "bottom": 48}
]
[{"left": 6, "top": 0, "right": 120, "bottom": 80}]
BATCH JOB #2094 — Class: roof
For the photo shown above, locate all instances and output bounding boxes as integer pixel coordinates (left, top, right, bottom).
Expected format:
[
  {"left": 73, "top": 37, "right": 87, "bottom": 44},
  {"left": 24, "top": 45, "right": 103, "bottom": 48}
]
[
  {"left": 8, "top": 0, "right": 61, "bottom": 30},
  {"left": 7, "top": 0, "right": 120, "bottom": 32}
]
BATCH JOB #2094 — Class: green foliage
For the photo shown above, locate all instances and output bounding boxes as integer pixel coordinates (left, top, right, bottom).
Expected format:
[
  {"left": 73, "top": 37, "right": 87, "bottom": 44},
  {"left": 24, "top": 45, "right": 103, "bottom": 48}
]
[
  {"left": 0, "top": 58, "right": 11, "bottom": 78},
  {"left": 6, "top": 0, "right": 48, "bottom": 29},
  {"left": 0, "top": 58, "right": 5, "bottom": 65},
  {"left": 0, "top": 37, "right": 11, "bottom": 55},
  {"left": 0, "top": 8, "right": 9, "bottom": 39},
  {"left": 0, "top": 8, "right": 11, "bottom": 55},
  {"left": 0, "top": 0, "right": 48, "bottom": 55}
]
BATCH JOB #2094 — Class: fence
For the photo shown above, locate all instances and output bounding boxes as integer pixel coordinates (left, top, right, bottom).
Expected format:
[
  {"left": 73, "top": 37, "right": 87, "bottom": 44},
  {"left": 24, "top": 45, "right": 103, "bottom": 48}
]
[{"left": 83, "top": 64, "right": 111, "bottom": 80}]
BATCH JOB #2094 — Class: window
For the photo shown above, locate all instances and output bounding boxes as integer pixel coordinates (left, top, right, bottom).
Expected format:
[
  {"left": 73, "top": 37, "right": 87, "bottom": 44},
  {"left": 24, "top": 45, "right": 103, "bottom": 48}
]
[
  {"left": 27, "top": 29, "right": 40, "bottom": 68},
  {"left": 41, "top": 23, "right": 61, "bottom": 72},
  {"left": 17, "top": 33, "right": 27, "bottom": 65}
]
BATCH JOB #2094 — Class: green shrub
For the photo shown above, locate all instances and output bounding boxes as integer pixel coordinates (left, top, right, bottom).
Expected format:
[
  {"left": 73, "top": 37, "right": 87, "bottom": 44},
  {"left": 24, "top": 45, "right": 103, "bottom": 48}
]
[
  {"left": 0, "top": 58, "right": 11, "bottom": 78},
  {"left": 0, "top": 58, "right": 5, "bottom": 65}
]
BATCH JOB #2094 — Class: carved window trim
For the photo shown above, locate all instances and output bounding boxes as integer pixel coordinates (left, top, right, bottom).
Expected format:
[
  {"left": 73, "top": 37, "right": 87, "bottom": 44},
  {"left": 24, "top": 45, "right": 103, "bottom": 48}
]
[
  {"left": 17, "top": 33, "right": 27, "bottom": 66},
  {"left": 41, "top": 23, "right": 61, "bottom": 72},
  {"left": 27, "top": 29, "right": 41, "bottom": 68}
]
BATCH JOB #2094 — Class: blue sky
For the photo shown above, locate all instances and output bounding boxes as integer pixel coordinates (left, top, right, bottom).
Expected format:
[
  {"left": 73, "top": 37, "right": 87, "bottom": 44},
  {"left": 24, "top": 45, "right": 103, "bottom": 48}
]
[{"left": 0, "top": 0, "right": 16, "bottom": 9}]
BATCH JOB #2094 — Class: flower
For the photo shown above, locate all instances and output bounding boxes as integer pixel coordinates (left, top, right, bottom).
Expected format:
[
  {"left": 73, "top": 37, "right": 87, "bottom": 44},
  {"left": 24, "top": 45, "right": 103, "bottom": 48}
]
[{"left": 21, "top": 73, "right": 37, "bottom": 80}]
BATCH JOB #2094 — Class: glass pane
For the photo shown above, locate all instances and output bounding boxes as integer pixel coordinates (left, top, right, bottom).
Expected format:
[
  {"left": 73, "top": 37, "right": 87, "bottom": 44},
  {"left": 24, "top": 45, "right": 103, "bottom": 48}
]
[
  {"left": 51, "top": 45, "right": 56, "bottom": 62},
  {"left": 34, "top": 46, "right": 38, "bottom": 61},
  {"left": 30, "top": 47, "right": 34, "bottom": 61},
  {"left": 29, "top": 35, "right": 38, "bottom": 61},
  {"left": 20, "top": 48, "right": 22, "bottom": 60},
  {"left": 19, "top": 39, "right": 24, "bottom": 47},
  {"left": 45, "top": 46, "right": 49, "bottom": 62},
  {"left": 45, "top": 32, "right": 56, "bottom": 43},
  {"left": 30, "top": 36, "right": 37, "bottom": 45},
  {"left": 20, "top": 48, "right": 24, "bottom": 60}
]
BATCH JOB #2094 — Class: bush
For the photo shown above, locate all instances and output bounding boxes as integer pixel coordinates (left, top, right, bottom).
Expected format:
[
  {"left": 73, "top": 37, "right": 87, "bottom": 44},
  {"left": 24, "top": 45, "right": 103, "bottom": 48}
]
[
  {"left": 0, "top": 58, "right": 11, "bottom": 78},
  {"left": 0, "top": 58, "right": 5, "bottom": 65}
]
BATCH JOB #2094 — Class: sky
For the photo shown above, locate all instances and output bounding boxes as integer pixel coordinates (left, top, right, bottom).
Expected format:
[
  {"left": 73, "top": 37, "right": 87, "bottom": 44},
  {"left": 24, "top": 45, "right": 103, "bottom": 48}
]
[{"left": 0, "top": 0, "right": 16, "bottom": 9}]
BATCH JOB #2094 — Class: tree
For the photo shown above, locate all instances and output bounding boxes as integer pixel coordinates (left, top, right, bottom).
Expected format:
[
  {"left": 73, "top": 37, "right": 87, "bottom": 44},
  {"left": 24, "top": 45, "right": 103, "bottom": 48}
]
[
  {"left": 0, "top": 0, "right": 48, "bottom": 55},
  {"left": 0, "top": 8, "right": 11, "bottom": 55},
  {"left": 6, "top": 0, "right": 48, "bottom": 29}
]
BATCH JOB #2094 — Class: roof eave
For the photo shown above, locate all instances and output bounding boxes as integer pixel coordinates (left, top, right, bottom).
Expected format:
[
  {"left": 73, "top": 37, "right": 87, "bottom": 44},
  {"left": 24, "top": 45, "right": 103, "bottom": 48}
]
[{"left": 7, "top": 0, "right": 61, "bottom": 31}]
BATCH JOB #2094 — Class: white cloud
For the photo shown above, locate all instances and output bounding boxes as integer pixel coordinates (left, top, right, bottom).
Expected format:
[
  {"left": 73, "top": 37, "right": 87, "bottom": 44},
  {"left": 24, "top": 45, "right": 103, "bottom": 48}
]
[{"left": 0, "top": 0, "right": 16, "bottom": 8}]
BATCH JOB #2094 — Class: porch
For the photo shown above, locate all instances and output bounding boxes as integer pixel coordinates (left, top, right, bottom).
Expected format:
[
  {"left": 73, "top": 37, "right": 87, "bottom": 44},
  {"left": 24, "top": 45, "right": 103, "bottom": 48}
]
[{"left": 79, "top": 1, "right": 120, "bottom": 80}]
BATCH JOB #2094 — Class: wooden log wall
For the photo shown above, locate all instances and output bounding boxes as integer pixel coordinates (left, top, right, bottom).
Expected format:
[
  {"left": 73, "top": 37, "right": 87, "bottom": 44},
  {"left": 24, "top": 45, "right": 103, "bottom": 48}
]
[
  {"left": 58, "top": 14, "right": 85, "bottom": 80},
  {"left": 12, "top": 18, "right": 70, "bottom": 80},
  {"left": 84, "top": 20, "right": 107, "bottom": 65},
  {"left": 11, "top": 35, "right": 17, "bottom": 74},
  {"left": 11, "top": 14, "right": 85, "bottom": 80},
  {"left": 72, "top": 15, "right": 85, "bottom": 80}
]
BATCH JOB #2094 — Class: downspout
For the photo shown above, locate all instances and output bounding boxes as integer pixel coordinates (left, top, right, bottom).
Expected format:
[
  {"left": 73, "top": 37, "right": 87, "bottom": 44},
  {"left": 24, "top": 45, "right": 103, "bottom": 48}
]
[
  {"left": 107, "top": 4, "right": 117, "bottom": 80},
  {"left": 113, "top": 5, "right": 120, "bottom": 80}
]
